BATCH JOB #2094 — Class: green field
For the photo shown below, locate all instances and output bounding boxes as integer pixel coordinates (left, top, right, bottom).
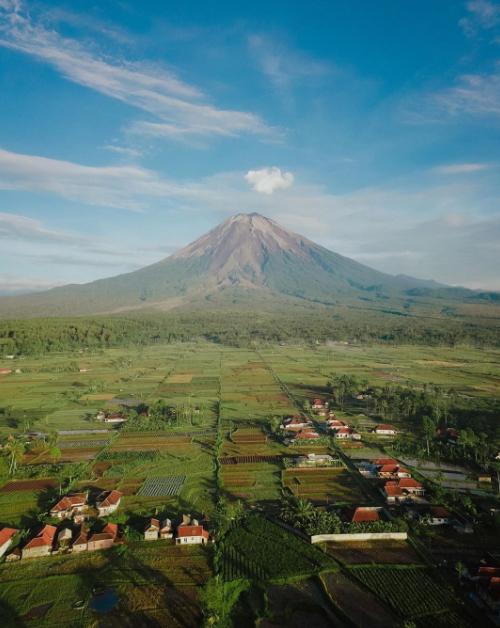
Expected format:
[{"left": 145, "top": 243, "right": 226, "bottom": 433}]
[{"left": 0, "top": 339, "right": 498, "bottom": 625}]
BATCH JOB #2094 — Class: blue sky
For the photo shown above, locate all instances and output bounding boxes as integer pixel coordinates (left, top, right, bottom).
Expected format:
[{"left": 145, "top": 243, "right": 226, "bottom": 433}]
[{"left": 0, "top": 0, "right": 499, "bottom": 292}]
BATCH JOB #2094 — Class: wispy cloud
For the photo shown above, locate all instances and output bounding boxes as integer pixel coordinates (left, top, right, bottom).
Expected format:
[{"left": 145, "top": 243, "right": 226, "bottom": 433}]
[
  {"left": 0, "top": 147, "right": 186, "bottom": 210},
  {"left": 248, "top": 33, "right": 330, "bottom": 91},
  {"left": 402, "top": 70, "right": 500, "bottom": 123},
  {"left": 460, "top": 0, "right": 500, "bottom": 37},
  {"left": 0, "top": 211, "right": 83, "bottom": 244},
  {"left": 0, "top": 0, "right": 276, "bottom": 142},
  {"left": 432, "top": 162, "right": 492, "bottom": 174}
]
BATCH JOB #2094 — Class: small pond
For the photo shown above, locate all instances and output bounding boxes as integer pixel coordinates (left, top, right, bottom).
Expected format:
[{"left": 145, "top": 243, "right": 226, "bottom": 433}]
[{"left": 90, "top": 587, "right": 119, "bottom": 613}]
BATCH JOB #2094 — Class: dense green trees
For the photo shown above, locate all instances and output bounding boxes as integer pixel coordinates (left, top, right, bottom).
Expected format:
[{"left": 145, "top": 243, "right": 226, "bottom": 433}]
[{"left": 1, "top": 308, "right": 498, "bottom": 358}]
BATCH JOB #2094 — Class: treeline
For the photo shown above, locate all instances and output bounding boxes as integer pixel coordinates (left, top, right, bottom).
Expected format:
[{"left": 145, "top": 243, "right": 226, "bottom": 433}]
[{"left": 0, "top": 310, "right": 499, "bottom": 356}]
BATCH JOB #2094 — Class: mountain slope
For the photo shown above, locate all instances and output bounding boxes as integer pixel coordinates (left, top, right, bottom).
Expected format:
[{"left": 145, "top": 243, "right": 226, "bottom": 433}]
[{"left": 0, "top": 213, "right": 494, "bottom": 318}]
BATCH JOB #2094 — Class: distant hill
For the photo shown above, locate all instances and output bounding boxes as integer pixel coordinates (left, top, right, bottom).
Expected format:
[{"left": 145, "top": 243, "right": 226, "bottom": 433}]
[{"left": 0, "top": 212, "right": 497, "bottom": 318}]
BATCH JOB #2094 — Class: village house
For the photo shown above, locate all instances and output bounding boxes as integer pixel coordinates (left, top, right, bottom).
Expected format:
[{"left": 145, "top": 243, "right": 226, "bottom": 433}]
[
  {"left": 428, "top": 506, "right": 451, "bottom": 526},
  {"left": 281, "top": 416, "right": 312, "bottom": 431},
  {"left": 87, "top": 523, "right": 118, "bottom": 552},
  {"left": 327, "top": 419, "right": 346, "bottom": 430},
  {"left": 50, "top": 492, "right": 88, "bottom": 520},
  {"left": 312, "top": 399, "right": 328, "bottom": 411},
  {"left": 348, "top": 506, "right": 383, "bottom": 523},
  {"left": 5, "top": 548, "right": 21, "bottom": 562},
  {"left": 96, "top": 410, "right": 127, "bottom": 424},
  {"left": 0, "top": 527, "right": 17, "bottom": 558},
  {"left": 72, "top": 526, "right": 88, "bottom": 553},
  {"left": 160, "top": 519, "right": 173, "bottom": 539},
  {"left": 476, "top": 566, "right": 500, "bottom": 621},
  {"left": 374, "top": 424, "right": 398, "bottom": 436},
  {"left": 96, "top": 490, "right": 122, "bottom": 517},
  {"left": 398, "top": 478, "right": 425, "bottom": 495},
  {"left": 373, "top": 457, "right": 397, "bottom": 466},
  {"left": 176, "top": 515, "right": 209, "bottom": 545},
  {"left": 296, "top": 453, "right": 337, "bottom": 468},
  {"left": 383, "top": 479, "right": 425, "bottom": 504},
  {"left": 56, "top": 527, "right": 72, "bottom": 550},
  {"left": 334, "top": 426, "right": 361, "bottom": 441},
  {"left": 22, "top": 525, "right": 57, "bottom": 559},
  {"left": 376, "top": 464, "right": 411, "bottom": 479},
  {"left": 144, "top": 518, "right": 160, "bottom": 541},
  {"left": 436, "top": 427, "right": 459, "bottom": 444},
  {"left": 293, "top": 428, "right": 320, "bottom": 441}
]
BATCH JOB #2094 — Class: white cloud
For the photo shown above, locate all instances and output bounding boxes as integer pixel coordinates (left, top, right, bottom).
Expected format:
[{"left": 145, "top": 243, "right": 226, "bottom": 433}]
[
  {"left": 244, "top": 167, "right": 294, "bottom": 194},
  {"left": 432, "top": 162, "right": 492, "bottom": 174},
  {"left": 460, "top": 0, "right": 500, "bottom": 37},
  {"left": 0, "top": 147, "right": 185, "bottom": 210},
  {"left": 0, "top": 1, "right": 276, "bottom": 142},
  {"left": 0, "top": 211, "right": 82, "bottom": 243},
  {"left": 402, "top": 71, "right": 500, "bottom": 123},
  {"left": 248, "top": 34, "right": 330, "bottom": 91}
]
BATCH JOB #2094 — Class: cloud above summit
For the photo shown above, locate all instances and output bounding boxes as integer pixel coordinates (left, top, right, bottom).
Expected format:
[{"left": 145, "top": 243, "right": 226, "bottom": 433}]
[{"left": 244, "top": 167, "right": 294, "bottom": 194}]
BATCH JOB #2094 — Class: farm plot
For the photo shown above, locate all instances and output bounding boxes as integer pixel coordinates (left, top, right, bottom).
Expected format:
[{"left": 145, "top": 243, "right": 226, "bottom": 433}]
[
  {"left": 137, "top": 475, "right": 186, "bottom": 497},
  {"left": 59, "top": 439, "right": 110, "bottom": 449},
  {"left": 349, "top": 565, "right": 468, "bottom": 624},
  {"left": 231, "top": 428, "right": 267, "bottom": 444},
  {"left": 321, "top": 571, "right": 399, "bottom": 627},
  {"left": 222, "top": 462, "right": 282, "bottom": 502},
  {"left": 283, "top": 468, "right": 367, "bottom": 504},
  {"left": 326, "top": 541, "right": 422, "bottom": 565},
  {"left": 221, "top": 514, "right": 336, "bottom": 581},
  {"left": 0, "top": 489, "right": 41, "bottom": 527},
  {"left": 0, "top": 479, "right": 57, "bottom": 492},
  {"left": 0, "top": 540, "right": 211, "bottom": 628}
]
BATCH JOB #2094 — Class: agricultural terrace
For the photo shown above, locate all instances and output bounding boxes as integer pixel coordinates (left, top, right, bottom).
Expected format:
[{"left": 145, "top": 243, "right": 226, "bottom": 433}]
[
  {"left": 0, "top": 340, "right": 498, "bottom": 626},
  {"left": 0, "top": 541, "right": 212, "bottom": 627},
  {"left": 283, "top": 467, "right": 368, "bottom": 505}
]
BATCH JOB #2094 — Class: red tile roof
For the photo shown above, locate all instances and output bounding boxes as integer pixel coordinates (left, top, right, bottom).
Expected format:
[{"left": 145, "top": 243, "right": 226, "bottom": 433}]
[
  {"left": 98, "top": 490, "right": 122, "bottom": 507},
  {"left": 373, "top": 458, "right": 397, "bottom": 465},
  {"left": 378, "top": 464, "right": 399, "bottom": 473},
  {"left": 103, "top": 523, "right": 118, "bottom": 538},
  {"left": 50, "top": 493, "right": 87, "bottom": 512},
  {"left": 351, "top": 508, "right": 380, "bottom": 523},
  {"left": 24, "top": 525, "right": 56, "bottom": 550},
  {"left": 0, "top": 528, "right": 17, "bottom": 547},
  {"left": 376, "top": 424, "right": 397, "bottom": 431},
  {"left": 296, "top": 429, "right": 320, "bottom": 439},
  {"left": 384, "top": 481, "right": 402, "bottom": 497},
  {"left": 177, "top": 525, "right": 209, "bottom": 539},
  {"left": 399, "top": 478, "right": 423, "bottom": 489}
]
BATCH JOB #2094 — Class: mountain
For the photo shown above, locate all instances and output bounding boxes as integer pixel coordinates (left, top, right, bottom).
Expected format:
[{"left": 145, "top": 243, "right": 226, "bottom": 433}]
[{"left": 0, "top": 212, "right": 495, "bottom": 318}]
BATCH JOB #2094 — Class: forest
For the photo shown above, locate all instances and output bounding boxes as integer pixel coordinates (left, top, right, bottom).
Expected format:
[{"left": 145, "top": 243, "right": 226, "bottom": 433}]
[{"left": 1, "top": 307, "right": 499, "bottom": 357}]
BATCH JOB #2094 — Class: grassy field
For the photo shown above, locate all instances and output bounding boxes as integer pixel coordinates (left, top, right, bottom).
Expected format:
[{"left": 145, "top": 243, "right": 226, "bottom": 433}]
[
  {"left": 0, "top": 339, "right": 498, "bottom": 625},
  {"left": 0, "top": 541, "right": 211, "bottom": 627}
]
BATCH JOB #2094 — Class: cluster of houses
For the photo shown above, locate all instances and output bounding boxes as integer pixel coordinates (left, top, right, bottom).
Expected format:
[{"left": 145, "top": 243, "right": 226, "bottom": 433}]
[
  {"left": 0, "top": 486, "right": 210, "bottom": 562},
  {"left": 358, "top": 457, "right": 427, "bottom": 505},
  {"left": 327, "top": 418, "right": 362, "bottom": 441},
  {"left": 280, "top": 416, "right": 321, "bottom": 442}
]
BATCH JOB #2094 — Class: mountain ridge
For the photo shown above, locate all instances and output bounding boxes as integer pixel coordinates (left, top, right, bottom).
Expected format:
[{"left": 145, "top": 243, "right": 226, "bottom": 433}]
[{"left": 0, "top": 212, "right": 497, "bottom": 318}]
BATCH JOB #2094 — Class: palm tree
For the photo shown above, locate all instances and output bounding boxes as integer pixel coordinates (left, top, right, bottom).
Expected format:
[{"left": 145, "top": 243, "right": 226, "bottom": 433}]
[{"left": 4, "top": 437, "right": 25, "bottom": 476}]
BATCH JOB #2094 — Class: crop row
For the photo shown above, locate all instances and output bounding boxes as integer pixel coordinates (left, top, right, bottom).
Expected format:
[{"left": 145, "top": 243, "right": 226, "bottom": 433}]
[
  {"left": 137, "top": 475, "right": 186, "bottom": 497},
  {"left": 351, "top": 566, "right": 455, "bottom": 618}
]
